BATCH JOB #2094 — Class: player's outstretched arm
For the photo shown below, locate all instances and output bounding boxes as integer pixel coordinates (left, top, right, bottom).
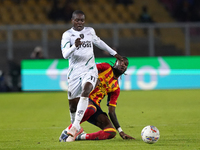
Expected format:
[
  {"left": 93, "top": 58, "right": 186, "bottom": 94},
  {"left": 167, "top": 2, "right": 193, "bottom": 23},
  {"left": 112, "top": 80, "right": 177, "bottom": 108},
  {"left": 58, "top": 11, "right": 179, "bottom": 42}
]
[{"left": 108, "top": 106, "right": 135, "bottom": 140}]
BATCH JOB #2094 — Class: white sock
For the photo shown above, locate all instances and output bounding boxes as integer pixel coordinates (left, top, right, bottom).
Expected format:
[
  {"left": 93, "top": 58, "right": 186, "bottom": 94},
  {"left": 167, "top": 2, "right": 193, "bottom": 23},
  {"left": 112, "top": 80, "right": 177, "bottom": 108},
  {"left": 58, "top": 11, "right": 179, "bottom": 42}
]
[
  {"left": 81, "top": 133, "right": 86, "bottom": 140},
  {"left": 76, "top": 133, "right": 86, "bottom": 140},
  {"left": 70, "top": 112, "right": 75, "bottom": 124},
  {"left": 73, "top": 97, "right": 88, "bottom": 130}
]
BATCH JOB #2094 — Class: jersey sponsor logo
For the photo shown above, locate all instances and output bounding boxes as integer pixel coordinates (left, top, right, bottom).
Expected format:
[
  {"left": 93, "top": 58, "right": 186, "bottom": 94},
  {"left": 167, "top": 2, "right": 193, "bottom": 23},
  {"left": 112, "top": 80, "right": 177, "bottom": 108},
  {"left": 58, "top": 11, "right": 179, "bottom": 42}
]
[
  {"left": 97, "top": 82, "right": 107, "bottom": 95},
  {"left": 77, "top": 41, "right": 92, "bottom": 49}
]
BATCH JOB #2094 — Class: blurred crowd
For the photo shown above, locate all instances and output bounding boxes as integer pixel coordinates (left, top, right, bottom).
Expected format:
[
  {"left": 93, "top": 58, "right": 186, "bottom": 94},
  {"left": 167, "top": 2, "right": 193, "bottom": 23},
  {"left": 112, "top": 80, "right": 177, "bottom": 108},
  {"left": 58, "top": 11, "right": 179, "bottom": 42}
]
[
  {"left": 1, "top": 0, "right": 200, "bottom": 93},
  {"left": 0, "top": 46, "right": 45, "bottom": 92},
  {"left": 0, "top": 61, "right": 21, "bottom": 92},
  {"left": 161, "top": 0, "right": 200, "bottom": 22}
]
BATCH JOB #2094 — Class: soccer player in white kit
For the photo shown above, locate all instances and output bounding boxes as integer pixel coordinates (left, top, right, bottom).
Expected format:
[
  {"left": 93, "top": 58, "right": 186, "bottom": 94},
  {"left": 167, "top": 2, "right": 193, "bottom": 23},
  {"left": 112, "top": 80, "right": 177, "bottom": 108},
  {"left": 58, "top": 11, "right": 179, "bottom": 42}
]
[{"left": 60, "top": 10, "right": 123, "bottom": 142}]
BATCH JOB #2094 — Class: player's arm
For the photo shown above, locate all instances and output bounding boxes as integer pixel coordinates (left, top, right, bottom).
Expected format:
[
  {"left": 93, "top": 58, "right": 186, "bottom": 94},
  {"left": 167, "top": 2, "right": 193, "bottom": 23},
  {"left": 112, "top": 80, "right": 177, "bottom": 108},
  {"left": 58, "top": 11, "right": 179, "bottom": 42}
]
[
  {"left": 96, "top": 63, "right": 110, "bottom": 73},
  {"left": 61, "top": 33, "right": 82, "bottom": 59},
  {"left": 91, "top": 28, "right": 123, "bottom": 61},
  {"left": 108, "top": 105, "right": 135, "bottom": 140},
  {"left": 108, "top": 91, "right": 135, "bottom": 140}
]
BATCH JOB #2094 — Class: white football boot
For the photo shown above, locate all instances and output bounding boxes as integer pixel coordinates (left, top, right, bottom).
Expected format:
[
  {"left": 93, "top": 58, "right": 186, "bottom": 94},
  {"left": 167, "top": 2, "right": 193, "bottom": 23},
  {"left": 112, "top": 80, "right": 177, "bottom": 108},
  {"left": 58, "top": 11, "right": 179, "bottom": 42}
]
[{"left": 66, "top": 126, "right": 84, "bottom": 142}]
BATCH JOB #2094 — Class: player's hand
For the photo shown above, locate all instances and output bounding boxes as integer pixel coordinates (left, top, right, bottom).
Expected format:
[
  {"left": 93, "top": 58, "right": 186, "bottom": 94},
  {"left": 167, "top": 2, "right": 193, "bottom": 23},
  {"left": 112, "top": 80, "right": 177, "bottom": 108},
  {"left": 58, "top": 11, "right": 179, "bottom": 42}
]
[
  {"left": 114, "top": 54, "right": 123, "bottom": 65},
  {"left": 75, "top": 38, "right": 82, "bottom": 47},
  {"left": 119, "top": 131, "right": 135, "bottom": 140},
  {"left": 114, "top": 54, "right": 123, "bottom": 61}
]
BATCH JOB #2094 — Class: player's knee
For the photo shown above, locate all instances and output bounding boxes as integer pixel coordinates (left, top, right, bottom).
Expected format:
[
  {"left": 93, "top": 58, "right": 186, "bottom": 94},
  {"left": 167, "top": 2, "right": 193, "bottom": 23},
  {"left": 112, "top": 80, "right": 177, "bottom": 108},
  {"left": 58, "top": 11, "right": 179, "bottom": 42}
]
[
  {"left": 104, "top": 128, "right": 117, "bottom": 139},
  {"left": 81, "top": 90, "right": 90, "bottom": 97},
  {"left": 88, "top": 104, "right": 97, "bottom": 113},
  {"left": 109, "top": 130, "right": 117, "bottom": 139},
  {"left": 69, "top": 98, "right": 79, "bottom": 113},
  {"left": 82, "top": 87, "right": 93, "bottom": 96},
  {"left": 69, "top": 107, "right": 76, "bottom": 113},
  {"left": 69, "top": 103, "right": 77, "bottom": 113}
]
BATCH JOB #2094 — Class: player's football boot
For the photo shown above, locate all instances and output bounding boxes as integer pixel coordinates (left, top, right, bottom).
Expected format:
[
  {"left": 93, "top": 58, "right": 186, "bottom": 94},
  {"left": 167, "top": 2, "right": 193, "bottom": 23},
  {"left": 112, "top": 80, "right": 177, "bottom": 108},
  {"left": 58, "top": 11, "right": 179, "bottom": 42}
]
[
  {"left": 59, "top": 128, "right": 69, "bottom": 142},
  {"left": 66, "top": 126, "right": 84, "bottom": 142}
]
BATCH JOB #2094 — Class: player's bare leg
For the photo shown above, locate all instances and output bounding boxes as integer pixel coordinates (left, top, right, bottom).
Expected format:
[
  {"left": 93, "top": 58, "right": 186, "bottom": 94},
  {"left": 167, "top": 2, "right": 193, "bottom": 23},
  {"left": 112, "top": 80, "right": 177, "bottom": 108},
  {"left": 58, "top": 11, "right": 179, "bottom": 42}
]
[{"left": 69, "top": 98, "right": 79, "bottom": 123}]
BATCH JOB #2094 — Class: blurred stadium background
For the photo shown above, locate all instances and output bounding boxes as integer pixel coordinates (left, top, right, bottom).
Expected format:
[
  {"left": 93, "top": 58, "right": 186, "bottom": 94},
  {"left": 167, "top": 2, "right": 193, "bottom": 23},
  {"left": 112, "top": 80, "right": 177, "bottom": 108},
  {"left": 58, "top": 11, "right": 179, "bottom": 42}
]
[{"left": 0, "top": 0, "right": 200, "bottom": 92}]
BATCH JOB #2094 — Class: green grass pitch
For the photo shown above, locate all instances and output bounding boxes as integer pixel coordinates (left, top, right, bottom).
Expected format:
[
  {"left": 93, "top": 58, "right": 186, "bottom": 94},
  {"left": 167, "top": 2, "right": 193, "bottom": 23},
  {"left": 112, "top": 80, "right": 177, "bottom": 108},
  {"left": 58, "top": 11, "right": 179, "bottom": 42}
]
[{"left": 0, "top": 90, "right": 200, "bottom": 150}]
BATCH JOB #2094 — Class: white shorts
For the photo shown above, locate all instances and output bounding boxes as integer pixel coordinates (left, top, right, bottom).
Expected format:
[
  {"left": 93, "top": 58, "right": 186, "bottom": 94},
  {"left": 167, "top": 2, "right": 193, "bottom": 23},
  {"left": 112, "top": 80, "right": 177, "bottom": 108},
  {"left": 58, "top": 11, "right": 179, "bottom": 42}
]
[{"left": 67, "top": 66, "right": 98, "bottom": 100}]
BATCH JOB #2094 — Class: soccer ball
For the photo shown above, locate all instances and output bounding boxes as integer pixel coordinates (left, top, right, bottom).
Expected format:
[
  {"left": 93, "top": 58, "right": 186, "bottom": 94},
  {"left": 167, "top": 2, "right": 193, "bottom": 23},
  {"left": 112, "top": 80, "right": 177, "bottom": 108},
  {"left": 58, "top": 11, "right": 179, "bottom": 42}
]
[{"left": 141, "top": 125, "right": 160, "bottom": 144}]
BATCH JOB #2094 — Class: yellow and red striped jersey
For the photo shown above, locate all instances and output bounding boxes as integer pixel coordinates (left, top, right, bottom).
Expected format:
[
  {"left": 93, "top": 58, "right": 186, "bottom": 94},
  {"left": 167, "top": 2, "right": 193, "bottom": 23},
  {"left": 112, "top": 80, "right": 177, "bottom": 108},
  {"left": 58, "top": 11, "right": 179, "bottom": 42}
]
[{"left": 89, "top": 63, "right": 120, "bottom": 107}]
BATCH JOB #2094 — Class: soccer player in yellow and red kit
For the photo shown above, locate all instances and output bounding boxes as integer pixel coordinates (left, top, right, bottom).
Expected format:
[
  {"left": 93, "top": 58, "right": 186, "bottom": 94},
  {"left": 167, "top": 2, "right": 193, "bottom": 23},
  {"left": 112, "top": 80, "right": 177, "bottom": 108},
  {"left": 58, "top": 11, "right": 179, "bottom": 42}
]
[{"left": 59, "top": 57, "right": 135, "bottom": 141}]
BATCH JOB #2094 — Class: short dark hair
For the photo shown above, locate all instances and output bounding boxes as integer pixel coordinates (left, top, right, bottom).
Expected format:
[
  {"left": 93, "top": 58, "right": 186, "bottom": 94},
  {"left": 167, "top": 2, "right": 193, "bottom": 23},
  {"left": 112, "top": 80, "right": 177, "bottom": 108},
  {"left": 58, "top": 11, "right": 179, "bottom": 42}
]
[
  {"left": 72, "top": 10, "right": 85, "bottom": 19},
  {"left": 122, "top": 56, "right": 128, "bottom": 62}
]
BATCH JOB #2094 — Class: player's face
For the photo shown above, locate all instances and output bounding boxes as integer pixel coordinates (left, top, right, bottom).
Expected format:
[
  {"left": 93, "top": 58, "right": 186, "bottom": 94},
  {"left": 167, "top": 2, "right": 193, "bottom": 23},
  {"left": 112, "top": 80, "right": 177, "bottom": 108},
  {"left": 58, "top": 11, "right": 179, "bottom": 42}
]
[
  {"left": 72, "top": 13, "right": 85, "bottom": 31},
  {"left": 115, "top": 59, "right": 128, "bottom": 74}
]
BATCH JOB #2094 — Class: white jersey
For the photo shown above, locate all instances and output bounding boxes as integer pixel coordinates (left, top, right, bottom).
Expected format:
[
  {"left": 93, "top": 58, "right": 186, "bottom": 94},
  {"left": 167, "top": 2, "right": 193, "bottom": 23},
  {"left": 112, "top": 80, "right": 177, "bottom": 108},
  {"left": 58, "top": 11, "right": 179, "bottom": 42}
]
[
  {"left": 61, "top": 27, "right": 117, "bottom": 78},
  {"left": 61, "top": 27, "right": 117, "bottom": 99}
]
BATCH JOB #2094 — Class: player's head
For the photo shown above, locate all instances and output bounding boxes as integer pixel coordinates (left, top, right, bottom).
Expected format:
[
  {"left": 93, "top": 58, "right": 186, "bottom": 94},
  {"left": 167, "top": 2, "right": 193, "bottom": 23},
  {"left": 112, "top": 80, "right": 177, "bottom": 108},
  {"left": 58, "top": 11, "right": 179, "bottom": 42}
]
[
  {"left": 71, "top": 10, "right": 85, "bottom": 31},
  {"left": 113, "top": 57, "right": 129, "bottom": 76}
]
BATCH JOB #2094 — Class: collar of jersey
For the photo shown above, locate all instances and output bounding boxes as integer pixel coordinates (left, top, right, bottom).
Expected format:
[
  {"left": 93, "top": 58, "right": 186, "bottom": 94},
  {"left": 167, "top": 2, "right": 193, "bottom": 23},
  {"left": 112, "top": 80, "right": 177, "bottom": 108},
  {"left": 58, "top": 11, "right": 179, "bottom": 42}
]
[{"left": 71, "top": 27, "right": 85, "bottom": 33}]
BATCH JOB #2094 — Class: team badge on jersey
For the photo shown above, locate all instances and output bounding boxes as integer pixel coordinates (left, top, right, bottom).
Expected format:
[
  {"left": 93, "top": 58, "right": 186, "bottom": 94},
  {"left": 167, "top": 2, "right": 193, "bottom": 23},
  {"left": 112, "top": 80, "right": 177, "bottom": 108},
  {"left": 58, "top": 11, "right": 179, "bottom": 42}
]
[{"left": 80, "top": 34, "right": 84, "bottom": 39}]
